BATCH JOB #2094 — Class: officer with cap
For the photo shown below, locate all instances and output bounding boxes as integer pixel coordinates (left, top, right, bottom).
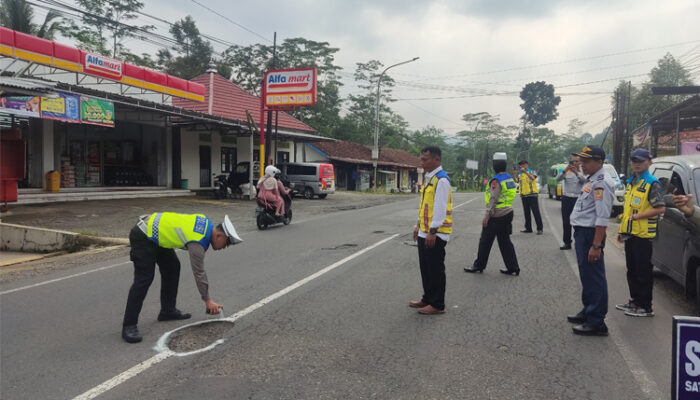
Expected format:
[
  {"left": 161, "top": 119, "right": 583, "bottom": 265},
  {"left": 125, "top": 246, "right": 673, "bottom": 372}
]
[
  {"left": 566, "top": 146, "right": 615, "bottom": 336},
  {"left": 122, "top": 212, "right": 242, "bottom": 343},
  {"left": 465, "top": 152, "right": 520, "bottom": 275},
  {"left": 615, "top": 148, "right": 665, "bottom": 318}
]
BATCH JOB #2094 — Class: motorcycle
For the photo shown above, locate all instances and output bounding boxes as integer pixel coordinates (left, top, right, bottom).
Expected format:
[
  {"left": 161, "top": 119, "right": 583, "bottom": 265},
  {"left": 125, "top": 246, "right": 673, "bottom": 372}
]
[
  {"left": 255, "top": 187, "right": 293, "bottom": 230},
  {"left": 213, "top": 173, "right": 233, "bottom": 199}
]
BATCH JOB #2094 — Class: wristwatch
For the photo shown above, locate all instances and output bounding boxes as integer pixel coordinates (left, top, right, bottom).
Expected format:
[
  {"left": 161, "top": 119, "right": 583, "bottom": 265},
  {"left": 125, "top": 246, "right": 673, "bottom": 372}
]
[
  {"left": 591, "top": 243, "right": 604, "bottom": 249},
  {"left": 429, "top": 227, "right": 438, "bottom": 234}
]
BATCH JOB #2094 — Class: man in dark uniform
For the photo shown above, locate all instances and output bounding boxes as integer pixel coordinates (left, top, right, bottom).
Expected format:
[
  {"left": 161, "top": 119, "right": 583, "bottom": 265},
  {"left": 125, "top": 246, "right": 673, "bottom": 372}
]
[
  {"left": 122, "top": 213, "right": 242, "bottom": 343},
  {"left": 464, "top": 152, "right": 520, "bottom": 275},
  {"left": 566, "top": 146, "right": 615, "bottom": 336}
]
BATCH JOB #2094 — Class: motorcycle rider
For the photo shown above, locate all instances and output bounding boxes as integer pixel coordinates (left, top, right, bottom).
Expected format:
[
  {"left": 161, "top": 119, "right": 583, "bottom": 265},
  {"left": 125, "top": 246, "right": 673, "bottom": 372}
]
[{"left": 257, "top": 165, "right": 289, "bottom": 216}]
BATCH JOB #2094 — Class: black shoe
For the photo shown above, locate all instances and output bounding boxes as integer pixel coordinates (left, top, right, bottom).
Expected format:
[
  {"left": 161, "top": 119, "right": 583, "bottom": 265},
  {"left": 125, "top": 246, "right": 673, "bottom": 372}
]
[
  {"left": 567, "top": 313, "right": 586, "bottom": 324},
  {"left": 572, "top": 322, "right": 608, "bottom": 336},
  {"left": 157, "top": 308, "right": 192, "bottom": 321},
  {"left": 464, "top": 266, "right": 485, "bottom": 273},
  {"left": 560, "top": 244, "right": 572, "bottom": 250},
  {"left": 520, "top": 229, "right": 533, "bottom": 233},
  {"left": 499, "top": 269, "right": 519, "bottom": 276},
  {"left": 536, "top": 230, "right": 543, "bottom": 235},
  {"left": 122, "top": 325, "right": 142, "bottom": 343}
]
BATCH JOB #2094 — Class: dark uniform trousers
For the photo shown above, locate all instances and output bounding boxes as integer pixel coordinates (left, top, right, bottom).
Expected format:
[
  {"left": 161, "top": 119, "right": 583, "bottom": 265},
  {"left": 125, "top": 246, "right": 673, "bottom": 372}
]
[
  {"left": 473, "top": 211, "right": 519, "bottom": 272},
  {"left": 574, "top": 227, "right": 608, "bottom": 327},
  {"left": 521, "top": 196, "right": 543, "bottom": 231},
  {"left": 123, "top": 226, "right": 181, "bottom": 327},
  {"left": 561, "top": 196, "right": 577, "bottom": 245},
  {"left": 417, "top": 236, "right": 446, "bottom": 310},
  {"left": 624, "top": 236, "right": 654, "bottom": 309}
]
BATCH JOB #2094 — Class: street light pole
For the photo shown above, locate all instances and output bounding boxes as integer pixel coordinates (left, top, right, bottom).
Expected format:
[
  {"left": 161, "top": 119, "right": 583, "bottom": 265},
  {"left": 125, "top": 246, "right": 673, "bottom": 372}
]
[{"left": 373, "top": 56, "right": 419, "bottom": 191}]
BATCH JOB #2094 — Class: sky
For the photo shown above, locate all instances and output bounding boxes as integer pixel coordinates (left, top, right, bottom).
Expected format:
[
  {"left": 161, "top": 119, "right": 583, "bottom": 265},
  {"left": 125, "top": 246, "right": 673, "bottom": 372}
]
[{"left": 41, "top": 0, "right": 700, "bottom": 137}]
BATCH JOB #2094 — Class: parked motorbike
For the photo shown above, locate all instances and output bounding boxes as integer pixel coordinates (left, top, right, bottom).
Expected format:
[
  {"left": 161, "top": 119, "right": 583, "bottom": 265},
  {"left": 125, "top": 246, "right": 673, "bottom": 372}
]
[
  {"left": 213, "top": 173, "right": 233, "bottom": 199},
  {"left": 255, "top": 190, "right": 293, "bottom": 230}
]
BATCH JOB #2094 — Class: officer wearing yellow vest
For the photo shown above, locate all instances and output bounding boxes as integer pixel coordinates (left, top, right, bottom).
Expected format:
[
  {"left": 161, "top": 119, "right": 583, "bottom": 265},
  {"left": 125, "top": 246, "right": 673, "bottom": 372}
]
[
  {"left": 465, "top": 152, "right": 520, "bottom": 275},
  {"left": 615, "top": 148, "right": 665, "bottom": 318},
  {"left": 122, "top": 212, "right": 242, "bottom": 343},
  {"left": 411, "top": 146, "right": 452, "bottom": 315},
  {"left": 518, "top": 160, "right": 544, "bottom": 234}
]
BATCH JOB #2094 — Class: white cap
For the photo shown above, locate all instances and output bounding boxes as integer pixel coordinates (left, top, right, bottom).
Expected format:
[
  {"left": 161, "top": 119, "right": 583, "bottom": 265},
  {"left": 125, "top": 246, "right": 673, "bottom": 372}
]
[
  {"left": 222, "top": 215, "right": 242, "bottom": 245},
  {"left": 493, "top": 152, "right": 507, "bottom": 161}
]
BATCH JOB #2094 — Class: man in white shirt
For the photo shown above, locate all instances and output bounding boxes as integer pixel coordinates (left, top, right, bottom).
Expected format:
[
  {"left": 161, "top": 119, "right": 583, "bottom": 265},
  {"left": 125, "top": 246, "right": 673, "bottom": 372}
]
[{"left": 411, "top": 146, "right": 453, "bottom": 315}]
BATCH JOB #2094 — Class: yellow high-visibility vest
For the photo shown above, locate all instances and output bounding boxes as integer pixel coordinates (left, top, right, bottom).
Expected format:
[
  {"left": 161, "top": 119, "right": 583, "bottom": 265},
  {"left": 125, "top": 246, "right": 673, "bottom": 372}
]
[
  {"left": 146, "top": 212, "right": 213, "bottom": 249},
  {"left": 518, "top": 170, "right": 539, "bottom": 196},
  {"left": 618, "top": 172, "right": 660, "bottom": 239},
  {"left": 485, "top": 173, "right": 517, "bottom": 208},
  {"left": 419, "top": 171, "right": 453, "bottom": 234}
]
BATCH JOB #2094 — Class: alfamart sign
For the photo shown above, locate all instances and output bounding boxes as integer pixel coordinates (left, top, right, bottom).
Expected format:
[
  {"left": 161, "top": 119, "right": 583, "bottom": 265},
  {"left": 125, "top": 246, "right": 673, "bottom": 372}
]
[
  {"left": 83, "top": 53, "right": 123, "bottom": 79},
  {"left": 264, "top": 68, "right": 317, "bottom": 107}
]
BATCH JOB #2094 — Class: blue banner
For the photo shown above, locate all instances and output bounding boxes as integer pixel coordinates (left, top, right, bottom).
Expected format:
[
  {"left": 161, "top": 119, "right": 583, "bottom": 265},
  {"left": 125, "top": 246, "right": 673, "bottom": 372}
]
[
  {"left": 673, "top": 316, "right": 700, "bottom": 399},
  {"left": 40, "top": 91, "right": 81, "bottom": 122}
]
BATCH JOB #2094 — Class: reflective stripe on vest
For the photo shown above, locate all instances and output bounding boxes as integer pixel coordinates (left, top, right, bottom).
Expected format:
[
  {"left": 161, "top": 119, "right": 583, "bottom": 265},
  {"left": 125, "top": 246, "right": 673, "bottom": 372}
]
[
  {"left": 617, "top": 175, "right": 659, "bottom": 239},
  {"left": 484, "top": 173, "right": 517, "bottom": 208},
  {"left": 146, "top": 212, "right": 213, "bottom": 249},
  {"left": 418, "top": 172, "right": 453, "bottom": 234}
]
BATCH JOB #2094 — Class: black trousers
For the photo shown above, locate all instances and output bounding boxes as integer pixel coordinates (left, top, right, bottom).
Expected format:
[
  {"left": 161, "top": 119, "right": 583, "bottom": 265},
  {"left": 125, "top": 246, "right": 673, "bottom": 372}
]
[
  {"left": 624, "top": 236, "right": 654, "bottom": 309},
  {"left": 473, "top": 212, "right": 520, "bottom": 272},
  {"left": 417, "top": 236, "right": 447, "bottom": 310},
  {"left": 122, "top": 226, "right": 181, "bottom": 327},
  {"left": 561, "top": 196, "right": 578, "bottom": 245},
  {"left": 521, "top": 196, "right": 543, "bottom": 231}
]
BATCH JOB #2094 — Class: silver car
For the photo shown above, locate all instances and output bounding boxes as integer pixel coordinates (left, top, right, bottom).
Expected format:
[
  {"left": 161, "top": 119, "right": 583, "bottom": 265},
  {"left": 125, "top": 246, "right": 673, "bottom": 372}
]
[{"left": 649, "top": 154, "right": 700, "bottom": 312}]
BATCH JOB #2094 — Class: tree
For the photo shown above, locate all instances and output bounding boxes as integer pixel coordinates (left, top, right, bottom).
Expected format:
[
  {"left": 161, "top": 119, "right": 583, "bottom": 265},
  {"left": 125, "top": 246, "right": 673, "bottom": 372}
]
[
  {"left": 519, "top": 81, "right": 561, "bottom": 127},
  {"left": 62, "top": 0, "right": 153, "bottom": 61},
  {"left": 0, "top": 0, "right": 60, "bottom": 39},
  {"left": 157, "top": 16, "right": 229, "bottom": 79}
]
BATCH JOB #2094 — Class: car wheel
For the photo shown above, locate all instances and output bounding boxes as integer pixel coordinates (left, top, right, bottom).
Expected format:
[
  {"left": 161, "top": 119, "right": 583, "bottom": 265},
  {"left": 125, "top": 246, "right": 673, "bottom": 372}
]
[
  {"left": 256, "top": 214, "right": 268, "bottom": 230},
  {"left": 304, "top": 187, "right": 314, "bottom": 199},
  {"left": 318, "top": 194, "right": 327, "bottom": 199},
  {"left": 548, "top": 188, "right": 553, "bottom": 199}
]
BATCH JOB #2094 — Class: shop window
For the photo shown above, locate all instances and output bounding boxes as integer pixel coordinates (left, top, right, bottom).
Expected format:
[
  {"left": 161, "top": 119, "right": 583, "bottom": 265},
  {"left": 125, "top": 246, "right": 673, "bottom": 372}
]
[{"left": 221, "top": 147, "right": 236, "bottom": 173}]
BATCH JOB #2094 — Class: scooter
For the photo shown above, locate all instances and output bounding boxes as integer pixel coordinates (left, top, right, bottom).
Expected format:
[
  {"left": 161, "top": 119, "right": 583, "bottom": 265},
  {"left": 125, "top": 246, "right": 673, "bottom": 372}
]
[
  {"left": 213, "top": 173, "right": 232, "bottom": 199},
  {"left": 255, "top": 189, "right": 293, "bottom": 230}
]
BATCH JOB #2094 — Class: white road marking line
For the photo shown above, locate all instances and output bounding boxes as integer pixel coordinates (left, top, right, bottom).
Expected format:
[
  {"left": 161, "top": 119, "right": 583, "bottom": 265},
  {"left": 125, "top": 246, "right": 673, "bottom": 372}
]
[
  {"left": 453, "top": 196, "right": 480, "bottom": 209},
  {"left": 540, "top": 197, "right": 663, "bottom": 400},
  {"left": 72, "top": 233, "right": 400, "bottom": 400},
  {"left": 0, "top": 261, "right": 130, "bottom": 296}
]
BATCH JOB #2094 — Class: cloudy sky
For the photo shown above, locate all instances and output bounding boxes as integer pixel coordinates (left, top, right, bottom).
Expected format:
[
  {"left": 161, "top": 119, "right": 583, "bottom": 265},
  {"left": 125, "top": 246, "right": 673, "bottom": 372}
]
[{"left": 47, "top": 0, "right": 700, "bottom": 136}]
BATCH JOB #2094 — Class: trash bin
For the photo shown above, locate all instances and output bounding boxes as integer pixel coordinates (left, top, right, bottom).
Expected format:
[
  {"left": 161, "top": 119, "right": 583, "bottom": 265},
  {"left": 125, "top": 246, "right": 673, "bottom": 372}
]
[
  {"left": 45, "top": 170, "right": 60, "bottom": 192},
  {"left": 180, "top": 179, "right": 188, "bottom": 190}
]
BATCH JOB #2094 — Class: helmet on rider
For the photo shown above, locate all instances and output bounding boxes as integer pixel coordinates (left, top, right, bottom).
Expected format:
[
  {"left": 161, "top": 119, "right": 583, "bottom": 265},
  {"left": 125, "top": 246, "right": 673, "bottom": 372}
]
[{"left": 264, "top": 165, "right": 280, "bottom": 177}]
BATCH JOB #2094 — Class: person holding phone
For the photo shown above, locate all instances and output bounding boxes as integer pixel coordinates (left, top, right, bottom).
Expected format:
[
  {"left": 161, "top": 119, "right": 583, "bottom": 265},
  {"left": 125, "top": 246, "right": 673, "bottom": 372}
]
[
  {"left": 518, "top": 160, "right": 543, "bottom": 234},
  {"left": 556, "top": 155, "right": 587, "bottom": 249}
]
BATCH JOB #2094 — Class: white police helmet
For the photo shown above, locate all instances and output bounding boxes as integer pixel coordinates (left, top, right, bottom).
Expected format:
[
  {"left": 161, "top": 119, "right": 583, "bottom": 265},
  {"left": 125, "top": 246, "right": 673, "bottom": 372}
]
[
  {"left": 264, "top": 165, "right": 279, "bottom": 176},
  {"left": 493, "top": 152, "right": 507, "bottom": 161},
  {"left": 221, "top": 215, "right": 242, "bottom": 245}
]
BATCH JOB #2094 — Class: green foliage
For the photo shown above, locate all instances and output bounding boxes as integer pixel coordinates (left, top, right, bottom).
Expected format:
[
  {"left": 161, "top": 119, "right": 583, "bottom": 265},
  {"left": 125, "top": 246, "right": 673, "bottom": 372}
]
[
  {"left": 0, "top": 0, "right": 60, "bottom": 39},
  {"left": 519, "top": 81, "right": 561, "bottom": 127}
]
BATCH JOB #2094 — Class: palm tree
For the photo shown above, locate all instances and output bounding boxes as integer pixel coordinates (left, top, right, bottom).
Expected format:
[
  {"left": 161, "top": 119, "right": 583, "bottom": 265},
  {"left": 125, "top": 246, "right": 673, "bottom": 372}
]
[{"left": 0, "top": 0, "right": 60, "bottom": 39}]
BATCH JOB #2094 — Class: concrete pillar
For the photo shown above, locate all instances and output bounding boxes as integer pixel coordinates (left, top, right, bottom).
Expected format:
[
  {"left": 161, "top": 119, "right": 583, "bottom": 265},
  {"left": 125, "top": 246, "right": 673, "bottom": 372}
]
[
  {"left": 41, "top": 120, "right": 55, "bottom": 189},
  {"left": 165, "top": 123, "right": 173, "bottom": 188}
]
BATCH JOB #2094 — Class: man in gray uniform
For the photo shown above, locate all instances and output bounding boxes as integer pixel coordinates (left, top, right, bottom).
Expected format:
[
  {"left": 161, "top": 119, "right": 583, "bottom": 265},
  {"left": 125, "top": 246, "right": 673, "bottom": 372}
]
[
  {"left": 556, "top": 155, "right": 586, "bottom": 250},
  {"left": 566, "top": 146, "right": 615, "bottom": 336}
]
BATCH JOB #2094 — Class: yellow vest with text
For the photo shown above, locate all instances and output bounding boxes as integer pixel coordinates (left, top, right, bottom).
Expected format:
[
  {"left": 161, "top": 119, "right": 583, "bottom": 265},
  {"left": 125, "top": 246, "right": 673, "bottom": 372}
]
[
  {"left": 618, "top": 172, "right": 659, "bottom": 239},
  {"left": 518, "top": 170, "right": 539, "bottom": 196},
  {"left": 485, "top": 173, "right": 517, "bottom": 208},
  {"left": 419, "top": 171, "right": 453, "bottom": 234},
  {"left": 146, "top": 212, "right": 213, "bottom": 249}
]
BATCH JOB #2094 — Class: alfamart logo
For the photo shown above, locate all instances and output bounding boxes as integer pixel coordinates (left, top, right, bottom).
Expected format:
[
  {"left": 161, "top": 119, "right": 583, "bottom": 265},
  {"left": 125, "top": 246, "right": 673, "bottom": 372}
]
[{"left": 84, "top": 53, "right": 123, "bottom": 78}]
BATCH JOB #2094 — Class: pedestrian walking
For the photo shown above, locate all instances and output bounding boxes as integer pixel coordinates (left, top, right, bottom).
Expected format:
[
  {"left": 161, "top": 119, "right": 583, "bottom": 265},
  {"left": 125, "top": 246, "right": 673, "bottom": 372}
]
[
  {"left": 615, "top": 149, "right": 665, "bottom": 317},
  {"left": 566, "top": 146, "right": 615, "bottom": 336},
  {"left": 557, "top": 155, "right": 587, "bottom": 249},
  {"left": 411, "top": 146, "right": 452, "bottom": 315},
  {"left": 122, "top": 212, "right": 242, "bottom": 343},
  {"left": 518, "top": 160, "right": 543, "bottom": 234},
  {"left": 464, "top": 152, "right": 520, "bottom": 275}
]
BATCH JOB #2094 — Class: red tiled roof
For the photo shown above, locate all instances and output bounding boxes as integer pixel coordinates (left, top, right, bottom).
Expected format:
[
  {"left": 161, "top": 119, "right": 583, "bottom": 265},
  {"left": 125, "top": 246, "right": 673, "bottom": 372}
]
[
  {"left": 173, "top": 73, "right": 315, "bottom": 133},
  {"left": 313, "top": 141, "right": 420, "bottom": 168}
]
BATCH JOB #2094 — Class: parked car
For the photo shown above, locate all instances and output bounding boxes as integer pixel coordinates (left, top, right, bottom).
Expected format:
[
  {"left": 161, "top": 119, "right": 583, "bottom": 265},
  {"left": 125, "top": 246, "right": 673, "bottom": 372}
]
[
  {"left": 546, "top": 163, "right": 567, "bottom": 200},
  {"left": 602, "top": 163, "right": 626, "bottom": 216},
  {"left": 649, "top": 154, "right": 700, "bottom": 312},
  {"left": 278, "top": 162, "right": 335, "bottom": 199}
]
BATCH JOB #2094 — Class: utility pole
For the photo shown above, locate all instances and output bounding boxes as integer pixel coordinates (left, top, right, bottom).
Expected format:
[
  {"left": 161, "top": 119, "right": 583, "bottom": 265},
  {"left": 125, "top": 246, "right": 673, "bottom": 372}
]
[
  {"left": 265, "top": 32, "right": 277, "bottom": 167},
  {"left": 622, "top": 81, "right": 632, "bottom": 177},
  {"left": 612, "top": 89, "right": 623, "bottom": 172}
]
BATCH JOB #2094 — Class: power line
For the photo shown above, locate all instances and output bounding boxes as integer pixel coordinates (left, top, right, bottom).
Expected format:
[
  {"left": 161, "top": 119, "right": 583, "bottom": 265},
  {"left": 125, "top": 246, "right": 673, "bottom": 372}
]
[{"left": 189, "top": 0, "right": 273, "bottom": 44}]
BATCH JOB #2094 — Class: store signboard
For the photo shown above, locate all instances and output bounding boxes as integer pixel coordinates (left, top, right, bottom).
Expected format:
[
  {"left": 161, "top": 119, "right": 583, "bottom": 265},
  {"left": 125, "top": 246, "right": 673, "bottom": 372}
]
[
  {"left": 264, "top": 68, "right": 317, "bottom": 107},
  {"left": 0, "top": 96, "right": 41, "bottom": 118},
  {"left": 80, "top": 96, "right": 114, "bottom": 126},
  {"left": 40, "top": 92, "right": 81, "bottom": 122},
  {"left": 673, "top": 316, "right": 700, "bottom": 400},
  {"left": 83, "top": 52, "right": 123, "bottom": 79}
]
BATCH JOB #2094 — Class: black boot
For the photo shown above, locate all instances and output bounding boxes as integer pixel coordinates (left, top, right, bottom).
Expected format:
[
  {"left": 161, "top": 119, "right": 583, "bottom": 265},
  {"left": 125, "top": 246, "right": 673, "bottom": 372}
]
[
  {"left": 122, "top": 325, "right": 142, "bottom": 343},
  {"left": 158, "top": 308, "right": 192, "bottom": 321}
]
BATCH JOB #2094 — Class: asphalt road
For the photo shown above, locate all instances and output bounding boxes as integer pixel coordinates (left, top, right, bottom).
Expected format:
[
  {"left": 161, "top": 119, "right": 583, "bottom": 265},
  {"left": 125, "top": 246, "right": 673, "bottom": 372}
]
[{"left": 1, "top": 193, "right": 695, "bottom": 399}]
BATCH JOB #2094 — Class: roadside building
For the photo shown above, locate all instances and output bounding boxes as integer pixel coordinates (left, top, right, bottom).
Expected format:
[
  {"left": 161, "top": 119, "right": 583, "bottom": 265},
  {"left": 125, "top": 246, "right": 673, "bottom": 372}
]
[{"left": 633, "top": 95, "right": 700, "bottom": 156}]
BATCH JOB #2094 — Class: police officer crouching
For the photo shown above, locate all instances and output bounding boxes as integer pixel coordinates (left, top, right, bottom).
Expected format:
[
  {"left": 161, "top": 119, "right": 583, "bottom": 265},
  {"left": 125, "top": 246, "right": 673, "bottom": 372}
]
[
  {"left": 566, "top": 146, "right": 615, "bottom": 336},
  {"left": 122, "top": 212, "right": 242, "bottom": 343},
  {"left": 465, "top": 152, "right": 520, "bottom": 275}
]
